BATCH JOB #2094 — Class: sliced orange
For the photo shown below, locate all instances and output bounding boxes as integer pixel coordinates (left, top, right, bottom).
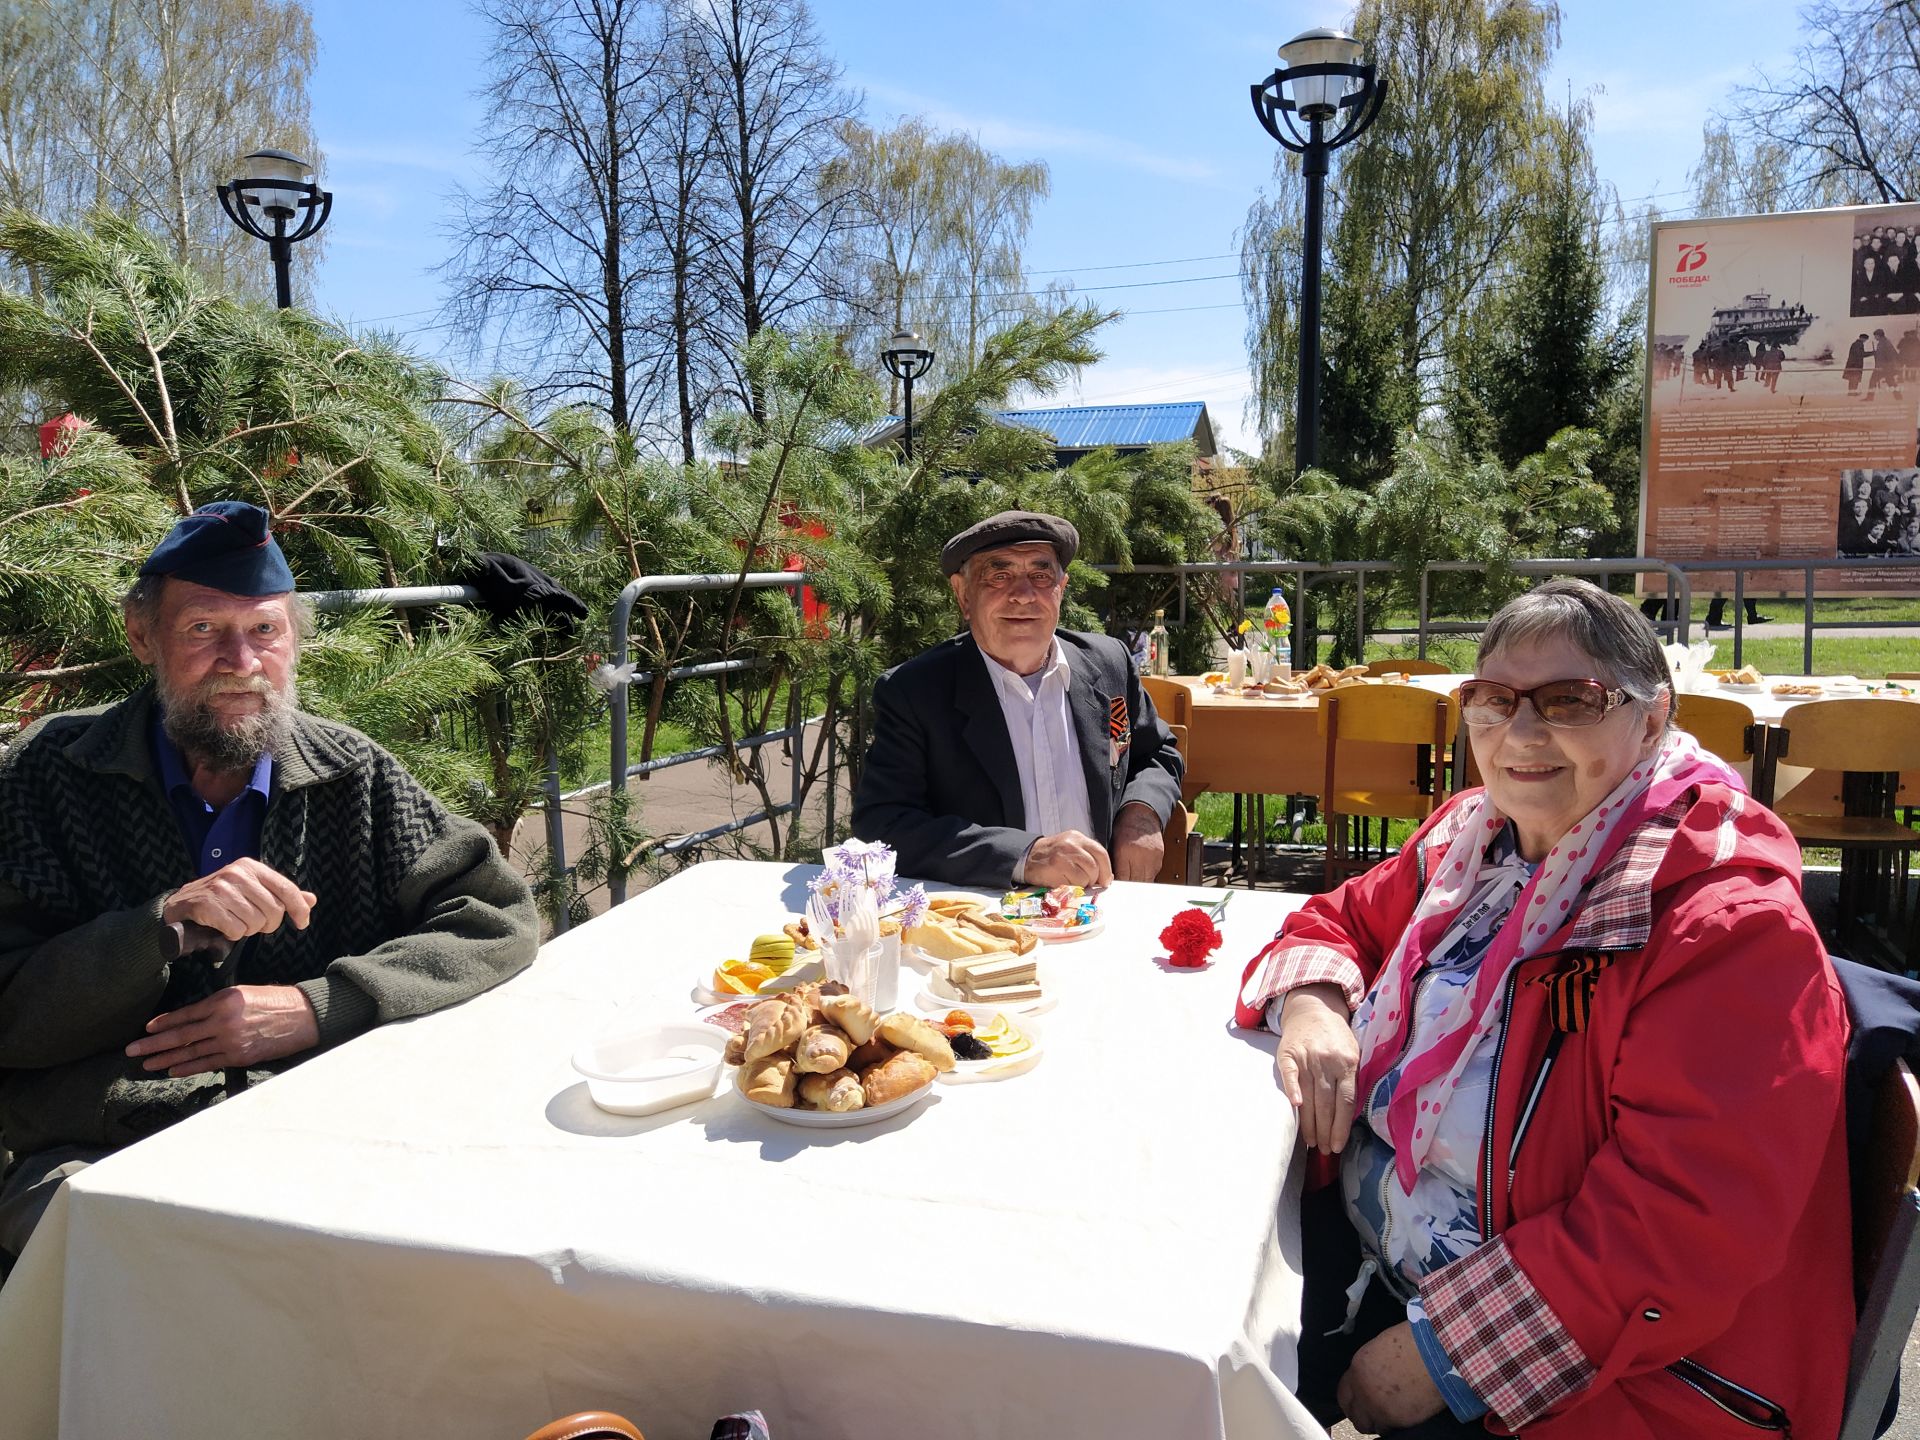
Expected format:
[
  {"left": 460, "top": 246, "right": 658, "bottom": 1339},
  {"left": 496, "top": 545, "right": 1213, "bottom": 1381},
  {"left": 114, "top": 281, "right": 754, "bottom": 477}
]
[{"left": 713, "top": 959, "right": 776, "bottom": 994}]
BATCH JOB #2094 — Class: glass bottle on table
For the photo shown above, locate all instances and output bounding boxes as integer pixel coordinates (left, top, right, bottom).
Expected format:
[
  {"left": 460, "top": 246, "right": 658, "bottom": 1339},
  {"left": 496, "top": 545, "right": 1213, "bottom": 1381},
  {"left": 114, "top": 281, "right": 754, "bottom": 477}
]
[{"left": 1148, "top": 608, "right": 1170, "bottom": 677}]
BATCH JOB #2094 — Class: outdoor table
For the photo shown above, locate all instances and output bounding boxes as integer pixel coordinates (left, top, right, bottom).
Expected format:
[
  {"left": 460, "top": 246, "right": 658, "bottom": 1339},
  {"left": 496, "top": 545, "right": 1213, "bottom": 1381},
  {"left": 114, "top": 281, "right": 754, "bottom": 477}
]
[
  {"left": 1172, "top": 673, "right": 1459, "bottom": 807},
  {"left": 1174, "top": 671, "right": 1917, "bottom": 806},
  {"left": 0, "top": 861, "right": 1326, "bottom": 1440}
]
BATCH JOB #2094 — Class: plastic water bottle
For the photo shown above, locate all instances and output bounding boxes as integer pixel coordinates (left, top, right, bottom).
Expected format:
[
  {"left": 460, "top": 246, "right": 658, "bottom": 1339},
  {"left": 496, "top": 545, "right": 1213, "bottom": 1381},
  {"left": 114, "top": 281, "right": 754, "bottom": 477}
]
[
  {"left": 1148, "top": 608, "right": 1170, "bottom": 677},
  {"left": 1264, "top": 588, "right": 1292, "bottom": 680}
]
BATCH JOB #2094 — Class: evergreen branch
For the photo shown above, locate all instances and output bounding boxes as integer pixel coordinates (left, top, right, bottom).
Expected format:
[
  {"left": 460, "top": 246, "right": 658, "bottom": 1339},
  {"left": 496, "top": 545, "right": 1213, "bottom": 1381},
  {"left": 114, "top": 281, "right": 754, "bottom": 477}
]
[
  {"left": 69, "top": 302, "right": 171, "bottom": 470},
  {"left": 276, "top": 455, "right": 370, "bottom": 516},
  {"left": 0, "top": 654, "right": 138, "bottom": 685}
]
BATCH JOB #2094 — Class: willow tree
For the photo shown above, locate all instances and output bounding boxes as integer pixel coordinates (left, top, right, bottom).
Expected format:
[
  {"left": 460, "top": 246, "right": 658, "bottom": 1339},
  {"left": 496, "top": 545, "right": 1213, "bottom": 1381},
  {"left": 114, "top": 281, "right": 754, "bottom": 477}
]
[
  {"left": 823, "top": 118, "right": 1051, "bottom": 402},
  {"left": 1241, "top": 0, "right": 1562, "bottom": 474},
  {"left": 0, "top": 0, "right": 319, "bottom": 299}
]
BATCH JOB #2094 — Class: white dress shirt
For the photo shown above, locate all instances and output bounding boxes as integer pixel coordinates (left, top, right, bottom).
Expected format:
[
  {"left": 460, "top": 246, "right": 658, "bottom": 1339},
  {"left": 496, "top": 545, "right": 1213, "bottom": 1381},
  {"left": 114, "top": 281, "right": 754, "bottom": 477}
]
[{"left": 979, "top": 639, "right": 1095, "bottom": 870}]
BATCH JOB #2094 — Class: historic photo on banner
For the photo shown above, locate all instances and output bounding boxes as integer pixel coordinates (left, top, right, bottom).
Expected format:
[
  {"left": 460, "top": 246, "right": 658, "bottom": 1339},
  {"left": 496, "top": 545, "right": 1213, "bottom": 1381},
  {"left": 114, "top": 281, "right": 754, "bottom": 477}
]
[{"left": 1644, "top": 203, "right": 1920, "bottom": 594}]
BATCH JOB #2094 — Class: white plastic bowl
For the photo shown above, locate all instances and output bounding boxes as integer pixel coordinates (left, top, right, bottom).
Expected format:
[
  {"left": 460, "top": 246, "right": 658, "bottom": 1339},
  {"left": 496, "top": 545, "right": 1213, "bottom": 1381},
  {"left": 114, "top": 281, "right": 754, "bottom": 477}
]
[{"left": 572, "top": 1020, "right": 727, "bottom": 1116}]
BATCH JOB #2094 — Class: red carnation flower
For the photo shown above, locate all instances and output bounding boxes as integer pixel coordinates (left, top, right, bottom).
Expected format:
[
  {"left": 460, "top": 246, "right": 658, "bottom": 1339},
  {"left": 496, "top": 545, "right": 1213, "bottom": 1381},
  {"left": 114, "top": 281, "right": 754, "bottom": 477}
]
[{"left": 1159, "top": 907, "right": 1223, "bottom": 969}]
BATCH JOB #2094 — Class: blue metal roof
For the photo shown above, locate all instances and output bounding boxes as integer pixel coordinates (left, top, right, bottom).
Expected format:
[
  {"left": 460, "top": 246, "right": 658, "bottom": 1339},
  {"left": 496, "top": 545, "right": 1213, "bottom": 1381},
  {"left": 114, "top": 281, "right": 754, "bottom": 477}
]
[{"left": 992, "top": 401, "right": 1211, "bottom": 452}]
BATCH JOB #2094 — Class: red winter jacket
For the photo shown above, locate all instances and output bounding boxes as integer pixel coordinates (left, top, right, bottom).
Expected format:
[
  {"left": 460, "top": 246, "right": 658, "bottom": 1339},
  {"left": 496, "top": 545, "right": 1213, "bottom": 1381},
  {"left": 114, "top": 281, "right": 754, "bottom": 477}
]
[{"left": 1237, "top": 782, "right": 1853, "bottom": 1439}]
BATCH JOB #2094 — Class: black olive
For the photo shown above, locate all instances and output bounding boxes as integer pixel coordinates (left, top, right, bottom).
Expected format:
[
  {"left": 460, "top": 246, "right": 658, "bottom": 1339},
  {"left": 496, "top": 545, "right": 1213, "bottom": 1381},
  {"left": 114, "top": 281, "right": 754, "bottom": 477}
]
[{"left": 951, "top": 1032, "right": 992, "bottom": 1061}]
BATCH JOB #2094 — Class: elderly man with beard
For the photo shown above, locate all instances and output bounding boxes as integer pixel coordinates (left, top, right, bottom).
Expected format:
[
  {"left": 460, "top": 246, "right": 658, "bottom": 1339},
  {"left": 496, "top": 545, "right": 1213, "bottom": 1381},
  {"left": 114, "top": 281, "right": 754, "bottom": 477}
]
[{"left": 0, "top": 502, "right": 537, "bottom": 1271}]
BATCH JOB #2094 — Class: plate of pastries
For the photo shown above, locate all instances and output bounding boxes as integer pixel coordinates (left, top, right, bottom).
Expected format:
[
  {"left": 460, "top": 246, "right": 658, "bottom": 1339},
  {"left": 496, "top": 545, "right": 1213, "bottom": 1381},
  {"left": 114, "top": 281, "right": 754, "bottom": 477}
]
[
  {"left": 722, "top": 980, "right": 952, "bottom": 1128},
  {"left": 903, "top": 895, "right": 1042, "bottom": 965},
  {"left": 1297, "top": 662, "right": 1374, "bottom": 691},
  {"left": 1716, "top": 665, "right": 1766, "bottom": 694}
]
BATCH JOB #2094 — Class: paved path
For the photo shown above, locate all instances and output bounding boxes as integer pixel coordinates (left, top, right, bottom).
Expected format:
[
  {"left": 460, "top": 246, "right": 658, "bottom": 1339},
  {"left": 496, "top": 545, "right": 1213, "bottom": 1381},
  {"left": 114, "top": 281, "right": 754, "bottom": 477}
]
[{"left": 504, "top": 720, "right": 849, "bottom": 920}]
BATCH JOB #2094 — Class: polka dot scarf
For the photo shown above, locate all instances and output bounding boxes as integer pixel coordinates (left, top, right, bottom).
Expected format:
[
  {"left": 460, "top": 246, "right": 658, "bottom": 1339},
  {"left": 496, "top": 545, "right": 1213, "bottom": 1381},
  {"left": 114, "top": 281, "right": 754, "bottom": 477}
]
[{"left": 1351, "top": 730, "right": 1740, "bottom": 1195}]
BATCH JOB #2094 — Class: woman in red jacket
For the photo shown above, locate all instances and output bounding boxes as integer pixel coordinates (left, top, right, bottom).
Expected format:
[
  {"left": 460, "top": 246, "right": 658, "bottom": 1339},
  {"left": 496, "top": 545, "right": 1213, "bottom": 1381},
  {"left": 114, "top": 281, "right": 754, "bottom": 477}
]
[{"left": 1238, "top": 580, "right": 1852, "bottom": 1439}]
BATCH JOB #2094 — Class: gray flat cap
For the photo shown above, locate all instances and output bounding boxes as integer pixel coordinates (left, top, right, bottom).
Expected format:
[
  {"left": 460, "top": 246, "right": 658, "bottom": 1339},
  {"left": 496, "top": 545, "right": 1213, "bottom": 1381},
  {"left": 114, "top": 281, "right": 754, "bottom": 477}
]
[{"left": 940, "top": 510, "right": 1079, "bottom": 576}]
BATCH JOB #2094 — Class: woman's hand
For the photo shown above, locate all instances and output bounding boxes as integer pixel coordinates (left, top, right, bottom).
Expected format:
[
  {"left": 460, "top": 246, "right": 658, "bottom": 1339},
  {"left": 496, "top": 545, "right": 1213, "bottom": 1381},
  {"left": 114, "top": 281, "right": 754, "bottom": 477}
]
[{"left": 1275, "top": 982, "right": 1359, "bottom": 1153}]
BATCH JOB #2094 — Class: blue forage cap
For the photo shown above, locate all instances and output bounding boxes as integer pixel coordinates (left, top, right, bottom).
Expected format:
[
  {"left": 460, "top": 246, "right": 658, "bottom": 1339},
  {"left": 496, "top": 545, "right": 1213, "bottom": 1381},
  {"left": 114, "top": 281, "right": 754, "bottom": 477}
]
[{"left": 138, "top": 501, "right": 296, "bottom": 596}]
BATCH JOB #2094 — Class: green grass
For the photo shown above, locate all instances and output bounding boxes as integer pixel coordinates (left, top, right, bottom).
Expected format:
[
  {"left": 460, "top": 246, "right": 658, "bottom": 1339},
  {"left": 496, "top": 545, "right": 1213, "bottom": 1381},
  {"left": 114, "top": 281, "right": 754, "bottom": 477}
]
[
  {"left": 567, "top": 714, "right": 697, "bottom": 788},
  {"left": 1697, "top": 635, "right": 1919, "bottom": 678},
  {"left": 1193, "top": 793, "right": 1423, "bottom": 848}
]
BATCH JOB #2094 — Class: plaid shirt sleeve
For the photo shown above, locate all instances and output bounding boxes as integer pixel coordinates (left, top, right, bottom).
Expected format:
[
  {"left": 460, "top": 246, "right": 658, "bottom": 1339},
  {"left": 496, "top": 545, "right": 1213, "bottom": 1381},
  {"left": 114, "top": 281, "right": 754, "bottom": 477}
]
[
  {"left": 1237, "top": 939, "right": 1367, "bottom": 1019},
  {"left": 1419, "top": 1236, "right": 1596, "bottom": 1429}
]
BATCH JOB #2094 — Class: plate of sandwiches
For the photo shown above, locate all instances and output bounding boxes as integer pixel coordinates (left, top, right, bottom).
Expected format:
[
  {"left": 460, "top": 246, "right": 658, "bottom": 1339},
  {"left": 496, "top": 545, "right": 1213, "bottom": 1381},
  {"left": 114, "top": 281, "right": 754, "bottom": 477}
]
[
  {"left": 1297, "top": 663, "right": 1373, "bottom": 691},
  {"left": 1716, "top": 665, "right": 1767, "bottom": 695},
  {"left": 902, "top": 895, "right": 1042, "bottom": 969}
]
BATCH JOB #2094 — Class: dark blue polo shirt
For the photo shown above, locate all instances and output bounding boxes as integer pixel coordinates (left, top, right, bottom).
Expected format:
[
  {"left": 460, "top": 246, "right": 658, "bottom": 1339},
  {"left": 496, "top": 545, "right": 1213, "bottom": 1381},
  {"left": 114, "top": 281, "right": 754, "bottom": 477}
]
[{"left": 150, "top": 713, "right": 274, "bottom": 877}]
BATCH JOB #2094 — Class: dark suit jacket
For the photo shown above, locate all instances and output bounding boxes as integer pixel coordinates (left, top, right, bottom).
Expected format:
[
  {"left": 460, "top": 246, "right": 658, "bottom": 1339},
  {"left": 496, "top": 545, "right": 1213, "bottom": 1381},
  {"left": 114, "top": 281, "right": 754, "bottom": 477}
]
[{"left": 851, "top": 629, "right": 1184, "bottom": 887}]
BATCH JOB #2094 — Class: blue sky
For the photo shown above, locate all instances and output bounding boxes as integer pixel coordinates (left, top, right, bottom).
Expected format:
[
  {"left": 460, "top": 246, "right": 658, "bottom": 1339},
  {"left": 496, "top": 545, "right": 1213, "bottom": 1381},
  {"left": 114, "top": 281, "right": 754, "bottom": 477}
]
[{"left": 304, "top": 0, "right": 1804, "bottom": 454}]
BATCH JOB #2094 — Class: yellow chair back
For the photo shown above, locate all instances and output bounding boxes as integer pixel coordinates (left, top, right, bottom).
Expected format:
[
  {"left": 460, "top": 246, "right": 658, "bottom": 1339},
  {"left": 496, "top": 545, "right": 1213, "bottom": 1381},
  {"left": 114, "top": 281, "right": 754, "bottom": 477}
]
[
  {"left": 1673, "top": 692, "right": 1759, "bottom": 766},
  {"left": 1775, "top": 699, "right": 1920, "bottom": 775},
  {"left": 1141, "top": 675, "right": 1190, "bottom": 727}
]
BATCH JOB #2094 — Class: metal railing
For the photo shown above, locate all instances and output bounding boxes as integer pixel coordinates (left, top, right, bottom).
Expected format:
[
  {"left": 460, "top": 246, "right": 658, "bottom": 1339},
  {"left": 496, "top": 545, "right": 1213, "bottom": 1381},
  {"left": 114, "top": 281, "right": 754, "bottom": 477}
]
[
  {"left": 1094, "top": 560, "right": 1402, "bottom": 658},
  {"left": 1417, "top": 560, "right": 1694, "bottom": 654},
  {"left": 309, "top": 573, "right": 837, "bottom": 927},
  {"left": 605, "top": 571, "right": 816, "bottom": 907},
  {"left": 303, "top": 582, "right": 582, "bottom": 932},
  {"left": 1673, "top": 557, "right": 1920, "bottom": 675}
]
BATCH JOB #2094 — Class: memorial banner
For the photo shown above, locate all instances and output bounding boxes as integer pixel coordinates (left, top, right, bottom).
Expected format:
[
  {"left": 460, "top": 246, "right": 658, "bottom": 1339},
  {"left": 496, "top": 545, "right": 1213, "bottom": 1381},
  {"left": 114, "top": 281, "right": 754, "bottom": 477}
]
[{"left": 1642, "top": 204, "right": 1920, "bottom": 593}]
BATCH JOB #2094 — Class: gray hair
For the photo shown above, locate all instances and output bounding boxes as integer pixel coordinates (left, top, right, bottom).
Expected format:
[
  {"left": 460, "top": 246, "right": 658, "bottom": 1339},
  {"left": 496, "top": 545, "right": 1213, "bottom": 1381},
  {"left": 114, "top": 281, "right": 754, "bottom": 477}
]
[
  {"left": 1478, "top": 579, "right": 1674, "bottom": 730},
  {"left": 121, "top": 576, "right": 314, "bottom": 640}
]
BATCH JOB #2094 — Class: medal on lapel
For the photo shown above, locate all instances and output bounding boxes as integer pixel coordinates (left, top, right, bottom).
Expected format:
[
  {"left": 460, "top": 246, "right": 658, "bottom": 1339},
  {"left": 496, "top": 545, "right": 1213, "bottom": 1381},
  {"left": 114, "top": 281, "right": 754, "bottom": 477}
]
[{"left": 1107, "top": 694, "right": 1131, "bottom": 767}]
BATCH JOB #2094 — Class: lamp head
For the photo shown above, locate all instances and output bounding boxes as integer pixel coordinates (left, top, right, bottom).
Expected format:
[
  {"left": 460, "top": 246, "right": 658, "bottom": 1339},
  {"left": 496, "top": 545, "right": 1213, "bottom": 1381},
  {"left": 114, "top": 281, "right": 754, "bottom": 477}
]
[
  {"left": 1277, "top": 27, "right": 1365, "bottom": 118},
  {"left": 881, "top": 328, "right": 935, "bottom": 382},
  {"left": 233, "top": 148, "right": 314, "bottom": 221}
]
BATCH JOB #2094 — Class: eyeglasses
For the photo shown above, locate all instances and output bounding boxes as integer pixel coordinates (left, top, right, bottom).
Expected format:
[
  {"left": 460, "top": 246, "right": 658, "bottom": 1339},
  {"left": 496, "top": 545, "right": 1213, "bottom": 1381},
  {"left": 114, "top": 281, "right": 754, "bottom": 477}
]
[{"left": 1457, "top": 677, "right": 1631, "bottom": 728}]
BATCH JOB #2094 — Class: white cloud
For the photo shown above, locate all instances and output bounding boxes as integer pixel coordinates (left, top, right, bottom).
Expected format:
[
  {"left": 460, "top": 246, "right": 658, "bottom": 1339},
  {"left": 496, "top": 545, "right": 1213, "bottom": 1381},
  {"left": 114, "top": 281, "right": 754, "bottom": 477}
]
[{"left": 857, "top": 79, "right": 1226, "bottom": 187}]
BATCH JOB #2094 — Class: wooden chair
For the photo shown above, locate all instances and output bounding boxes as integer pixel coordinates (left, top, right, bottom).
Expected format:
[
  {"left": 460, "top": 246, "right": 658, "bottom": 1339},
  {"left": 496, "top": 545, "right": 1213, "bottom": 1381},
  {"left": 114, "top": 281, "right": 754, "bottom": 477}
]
[
  {"left": 1840, "top": 1059, "right": 1920, "bottom": 1440},
  {"left": 1757, "top": 700, "right": 1920, "bottom": 968},
  {"left": 1156, "top": 723, "right": 1205, "bottom": 885},
  {"left": 524, "top": 1413, "right": 644, "bottom": 1440},
  {"left": 1141, "top": 674, "right": 1191, "bottom": 727},
  {"left": 1887, "top": 673, "right": 1920, "bottom": 681},
  {"left": 1317, "top": 685, "right": 1456, "bottom": 889},
  {"left": 1362, "top": 657, "right": 1450, "bottom": 677},
  {"left": 1672, "top": 692, "right": 1766, "bottom": 771}
]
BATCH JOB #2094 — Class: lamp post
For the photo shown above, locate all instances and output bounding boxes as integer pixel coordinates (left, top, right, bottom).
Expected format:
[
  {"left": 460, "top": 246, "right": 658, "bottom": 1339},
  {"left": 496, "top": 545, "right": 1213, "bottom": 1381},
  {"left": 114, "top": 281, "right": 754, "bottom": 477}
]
[
  {"left": 880, "top": 328, "right": 935, "bottom": 462},
  {"left": 1251, "top": 28, "right": 1385, "bottom": 475},
  {"left": 217, "top": 148, "right": 332, "bottom": 310}
]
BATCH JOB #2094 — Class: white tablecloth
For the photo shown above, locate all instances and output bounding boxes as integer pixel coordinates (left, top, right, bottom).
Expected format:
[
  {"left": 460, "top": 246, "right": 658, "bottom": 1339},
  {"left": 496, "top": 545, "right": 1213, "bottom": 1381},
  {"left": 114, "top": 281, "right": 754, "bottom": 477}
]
[{"left": 0, "top": 862, "right": 1323, "bottom": 1440}]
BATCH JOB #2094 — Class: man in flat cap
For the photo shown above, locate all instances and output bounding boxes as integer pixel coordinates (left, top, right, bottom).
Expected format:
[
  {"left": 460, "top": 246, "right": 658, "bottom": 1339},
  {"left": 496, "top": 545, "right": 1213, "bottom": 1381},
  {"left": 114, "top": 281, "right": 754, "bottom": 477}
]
[
  {"left": 852, "top": 510, "right": 1183, "bottom": 887},
  {"left": 0, "top": 502, "right": 537, "bottom": 1271}
]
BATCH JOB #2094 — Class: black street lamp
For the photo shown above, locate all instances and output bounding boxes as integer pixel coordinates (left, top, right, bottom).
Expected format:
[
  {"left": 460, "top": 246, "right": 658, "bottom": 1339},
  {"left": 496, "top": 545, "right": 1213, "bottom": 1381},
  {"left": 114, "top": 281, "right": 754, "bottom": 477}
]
[
  {"left": 880, "top": 328, "right": 935, "bottom": 462},
  {"left": 1251, "top": 28, "right": 1385, "bottom": 475},
  {"left": 217, "top": 148, "right": 332, "bottom": 310}
]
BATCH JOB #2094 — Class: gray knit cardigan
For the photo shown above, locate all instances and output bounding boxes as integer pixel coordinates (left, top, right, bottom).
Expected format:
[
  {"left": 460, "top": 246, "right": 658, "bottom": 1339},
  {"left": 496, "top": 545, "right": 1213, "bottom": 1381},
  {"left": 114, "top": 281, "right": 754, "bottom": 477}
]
[{"left": 0, "top": 686, "right": 538, "bottom": 1159}]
